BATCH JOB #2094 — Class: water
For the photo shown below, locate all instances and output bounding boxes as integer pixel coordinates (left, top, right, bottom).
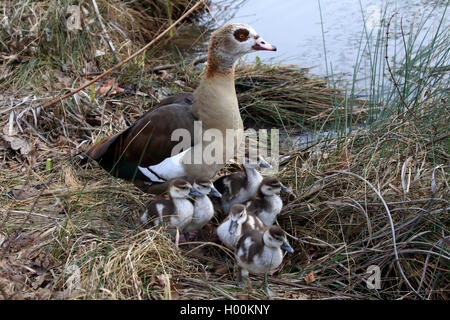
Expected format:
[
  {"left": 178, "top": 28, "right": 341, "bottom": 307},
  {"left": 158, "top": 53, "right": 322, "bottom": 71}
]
[
  {"left": 212, "top": 0, "right": 448, "bottom": 81},
  {"left": 172, "top": 1, "right": 448, "bottom": 148}
]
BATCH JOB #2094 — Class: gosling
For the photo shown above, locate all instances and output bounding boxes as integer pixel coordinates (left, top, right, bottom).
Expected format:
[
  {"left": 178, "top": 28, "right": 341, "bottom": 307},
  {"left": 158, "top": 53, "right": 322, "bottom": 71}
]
[
  {"left": 217, "top": 204, "right": 265, "bottom": 249},
  {"left": 245, "top": 177, "right": 291, "bottom": 226},
  {"left": 214, "top": 156, "right": 272, "bottom": 217},
  {"left": 235, "top": 225, "right": 294, "bottom": 297},
  {"left": 183, "top": 177, "right": 222, "bottom": 241},
  {"left": 141, "top": 179, "right": 195, "bottom": 236}
]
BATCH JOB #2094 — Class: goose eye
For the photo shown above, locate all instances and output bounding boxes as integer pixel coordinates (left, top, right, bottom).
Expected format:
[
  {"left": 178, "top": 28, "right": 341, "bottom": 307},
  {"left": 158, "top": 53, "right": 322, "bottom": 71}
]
[{"left": 234, "top": 28, "right": 249, "bottom": 42}]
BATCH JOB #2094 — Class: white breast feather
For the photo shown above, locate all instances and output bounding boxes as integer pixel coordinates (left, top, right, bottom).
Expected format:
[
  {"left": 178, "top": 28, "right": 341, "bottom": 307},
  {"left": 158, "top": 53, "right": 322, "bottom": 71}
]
[
  {"left": 257, "top": 196, "right": 283, "bottom": 226},
  {"left": 217, "top": 220, "right": 242, "bottom": 248},
  {"left": 241, "top": 247, "right": 283, "bottom": 274},
  {"left": 169, "top": 199, "right": 194, "bottom": 231},
  {"left": 246, "top": 215, "right": 255, "bottom": 229},
  {"left": 183, "top": 196, "right": 214, "bottom": 232}
]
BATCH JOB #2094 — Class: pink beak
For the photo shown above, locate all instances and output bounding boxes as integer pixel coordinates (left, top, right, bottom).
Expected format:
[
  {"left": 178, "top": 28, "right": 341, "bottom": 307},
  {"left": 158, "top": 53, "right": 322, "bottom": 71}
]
[{"left": 252, "top": 37, "right": 277, "bottom": 51}]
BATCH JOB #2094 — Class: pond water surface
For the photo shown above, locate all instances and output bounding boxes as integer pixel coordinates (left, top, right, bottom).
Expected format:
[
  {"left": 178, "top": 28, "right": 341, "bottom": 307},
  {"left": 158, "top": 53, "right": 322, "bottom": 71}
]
[{"left": 213, "top": 0, "right": 448, "bottom": 81}]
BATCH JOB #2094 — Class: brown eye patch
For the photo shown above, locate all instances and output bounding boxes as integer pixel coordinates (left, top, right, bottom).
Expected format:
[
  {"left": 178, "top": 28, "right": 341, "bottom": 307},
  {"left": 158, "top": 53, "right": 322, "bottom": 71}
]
[{"left": 234, "top": 28, "right": 250, "bottom": 42}]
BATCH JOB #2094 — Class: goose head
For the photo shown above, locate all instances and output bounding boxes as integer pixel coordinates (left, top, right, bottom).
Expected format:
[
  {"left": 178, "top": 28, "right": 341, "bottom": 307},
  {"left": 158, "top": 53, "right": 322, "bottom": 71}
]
[
  {"left": 263, "top": 226, "right": 294, "bottom": 252},
  {"left": 228, "top": 204, "right": 247, "bottom": 234},
  {"left": 190, "top": 177, "right": 222, "bottom": 198},
  {"left": 168, "top": 179, "right": 195, "bottom": 199},
  {"left": 259, "top": 177, "right": 291, "bottom": 196},
  {"left": 207, "top": 23, "right": 276, "bottom": 75}
]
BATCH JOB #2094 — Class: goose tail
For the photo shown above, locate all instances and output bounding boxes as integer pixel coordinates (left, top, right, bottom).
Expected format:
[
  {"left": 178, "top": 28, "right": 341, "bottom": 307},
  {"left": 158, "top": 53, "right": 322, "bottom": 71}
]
[{"left": 88, "top": 129, "right": 148, "bottom": 182}]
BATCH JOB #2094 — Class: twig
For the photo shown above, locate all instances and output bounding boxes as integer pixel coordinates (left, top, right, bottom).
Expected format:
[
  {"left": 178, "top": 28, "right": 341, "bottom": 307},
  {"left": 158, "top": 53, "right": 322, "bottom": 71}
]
[
  {"left": 40, "top": 0, "right": 205, "bottom": 110},
  {"left": 2, "top": 209, "right": 65, "bottom": 221}
]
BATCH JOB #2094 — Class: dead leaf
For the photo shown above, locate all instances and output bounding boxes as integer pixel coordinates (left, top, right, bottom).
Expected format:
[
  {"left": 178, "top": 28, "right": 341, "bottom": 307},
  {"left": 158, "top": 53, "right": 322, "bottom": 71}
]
[
  {"left": 236, "top": 293, "right": 249, "bottom": 300},
  {"left": 66, "top": 5, "right": 82, "bottom": 31},
  {"left": 0, "top": 134, "right": 31, "bottom": 155},
  {"left": 304, "top": 270, "right": 316, "bottom": 285},
  {"left": 97, "top": 79, "right": 124, "bottom": 96},
  {"left": 213, "top": 264, "right": 229, "bottom": 275},
  {"left": 8, "top": 184, "right": 45, "bottom": 200},
  {"left": 54, "top": 71, "right": 73, "bottom": 89}
]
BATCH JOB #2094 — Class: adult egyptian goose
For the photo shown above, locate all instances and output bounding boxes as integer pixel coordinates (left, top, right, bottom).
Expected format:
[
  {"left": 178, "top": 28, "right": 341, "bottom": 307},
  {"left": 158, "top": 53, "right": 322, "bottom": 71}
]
[
  {"left": 182, "top": 177, "right": 221, "bottom": 241},
  {"left": 87, "top": 24, "right": 276, "bottom": 194},
  {"left": 235, "top": 225, "right": 294, "bottom": 297},
  {"left": 214, "top": 156, "right": 272, "bottom": 217},
  {"left": 217, "top": 203, "right": 265, "bottom": 249},
  {"left": 140, "top": 178, "right": 196, "bottom": 235},
  {"left": 245, "top": 177, "right": 291, "bottom": 226}
]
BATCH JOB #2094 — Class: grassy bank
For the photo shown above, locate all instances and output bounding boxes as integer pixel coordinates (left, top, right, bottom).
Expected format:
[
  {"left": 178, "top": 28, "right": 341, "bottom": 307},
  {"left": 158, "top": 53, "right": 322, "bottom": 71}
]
[{"left": 0, "top": 1, "right": 448, "bottom": 299}]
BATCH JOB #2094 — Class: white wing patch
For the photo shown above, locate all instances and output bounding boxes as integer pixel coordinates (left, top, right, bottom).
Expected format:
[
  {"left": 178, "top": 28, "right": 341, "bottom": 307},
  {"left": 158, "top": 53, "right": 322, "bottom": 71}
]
[{"left": 138, "top": 148, "right": 190, "bottom": 182}]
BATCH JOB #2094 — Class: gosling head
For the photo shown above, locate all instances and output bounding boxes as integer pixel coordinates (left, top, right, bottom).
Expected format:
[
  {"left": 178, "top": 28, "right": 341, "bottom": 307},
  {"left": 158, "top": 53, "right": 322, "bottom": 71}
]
[
  {"left": 263, "top": 226, "right": 294, "bottom": 252},
  {"left": 190, "top": 177, "right": 222, "bottom": 198},
  {"left": 259, "top": 177, "right": 292, "bottom": 196},
  {"left": 168, "top": 179, "right": 194, "bottom": 199},
  {"left": 228, "top": 204, "right": 247, "bottom": 234},
  {"left": 207, "top": 23, "right": 276, "bottom": 76}
]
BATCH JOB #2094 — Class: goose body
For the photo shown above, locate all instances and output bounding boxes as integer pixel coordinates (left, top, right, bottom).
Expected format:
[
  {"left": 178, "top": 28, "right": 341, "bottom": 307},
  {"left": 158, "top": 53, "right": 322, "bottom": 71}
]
[
  {"left": 235, "top": 226, "right": 294, "bottom": 296},
  {"left": 215, "top": 156, "right": 272, "bottom": 216},
  {"left": 87, "top": 24, "right": 276, "bottom": 194},
  {"left": 245, "top": 177, "right": 291, "bottom": 226},
  {"left": 183, "top": 178, "right": 222, "bottom": 240},
  {"left": 217, "top": 204, "right": 265, "bottom": 249},
  {"left": 140, "top": 179, "right": 195, "bottom": 234}
]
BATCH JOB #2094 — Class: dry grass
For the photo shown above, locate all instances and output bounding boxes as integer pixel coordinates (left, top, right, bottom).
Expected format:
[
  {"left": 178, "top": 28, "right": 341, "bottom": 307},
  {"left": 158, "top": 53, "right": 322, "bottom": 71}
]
[
  {"left": 1, "top": 86, "right": 447, "bottom": 299},
  {"left": 1, "top": 0, "right": 449, "bottom": 300},
  {"left": 276, "top": 116, "right": 449, "bottom": 299},
  {"left": 0, "top": 0, "right": 209, "bottom": 91},
  {"left": 235, "top": 64, "right": 365, "bottom": 127}
]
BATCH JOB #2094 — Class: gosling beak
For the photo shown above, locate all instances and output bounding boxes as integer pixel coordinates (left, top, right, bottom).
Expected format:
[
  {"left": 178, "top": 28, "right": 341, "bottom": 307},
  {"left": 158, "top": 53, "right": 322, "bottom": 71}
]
[
  {"left": 252, "top": 37, "right": 277, "bottom": 51},
  {"left": 281, "top": 240, "right": 294, "bottom": 253},
  {"left": 189, "top": 188, "right": 202, "bottom": 197},
  {"left": 209, "top": 187, "right": 222, "bottom": 198},
  {"left": 280, "top": 184, "right": 292, "bottom": 194},
  {"left": 228, "top": 220, "right": 238, "bottom": 234},
  {"left": 258, "top": 160, "right": 272, "bottom": 169}
]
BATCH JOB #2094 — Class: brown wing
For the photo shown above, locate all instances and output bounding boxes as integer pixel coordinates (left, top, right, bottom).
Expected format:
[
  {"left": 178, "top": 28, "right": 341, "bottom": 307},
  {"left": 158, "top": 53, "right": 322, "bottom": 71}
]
[
  {"left": 245, "top": 197, "right": 265, "bottom": 214},
  {"left": 87, "top": 92, "right": 196, "bottom": 180}
]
